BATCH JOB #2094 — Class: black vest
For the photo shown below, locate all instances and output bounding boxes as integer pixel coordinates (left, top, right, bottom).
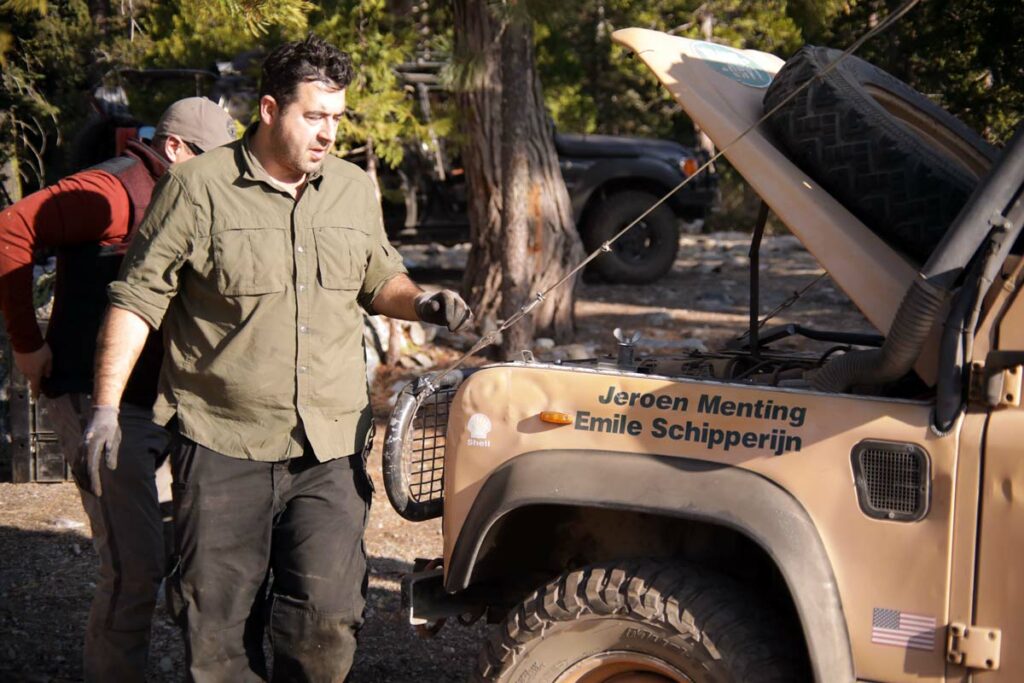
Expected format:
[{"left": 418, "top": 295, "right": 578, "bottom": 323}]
[{"left": 42, "top": 154, "right": 164, "bottom": 408}]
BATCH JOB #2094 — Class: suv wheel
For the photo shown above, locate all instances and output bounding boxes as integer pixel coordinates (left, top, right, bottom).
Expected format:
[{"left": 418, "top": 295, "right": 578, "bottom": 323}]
[
  {"left": 474, "top": 562, "right": 807, "bottom": 683},
  {"left": 583, "top": 191, "right": 680, "bottom": 284}
]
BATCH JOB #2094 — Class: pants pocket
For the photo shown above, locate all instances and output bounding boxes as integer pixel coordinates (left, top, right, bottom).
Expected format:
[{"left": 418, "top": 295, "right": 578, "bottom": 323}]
[{"left": 170, "top": 435, "right": 201, "bottom": 488}]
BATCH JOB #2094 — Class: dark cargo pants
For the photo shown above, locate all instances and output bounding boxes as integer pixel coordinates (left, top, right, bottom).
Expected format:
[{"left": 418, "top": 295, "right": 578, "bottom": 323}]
[
  {"left": 48, "top": 394, "right": 171, "bottom": 683},
  {"left": 169, "top": 437, "right": 371, "bottom": 682}
]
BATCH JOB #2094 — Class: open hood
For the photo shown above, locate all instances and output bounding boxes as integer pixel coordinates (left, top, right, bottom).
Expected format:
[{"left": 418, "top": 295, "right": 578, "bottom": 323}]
[{"left": 611, "top": 28, "right": 936, "bottom": 382}]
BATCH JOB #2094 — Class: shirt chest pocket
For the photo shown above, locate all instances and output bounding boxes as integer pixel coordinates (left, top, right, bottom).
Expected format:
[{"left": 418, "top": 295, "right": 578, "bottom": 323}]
[
  {"left": 313, "top": 227, "right": 368, "bottom": 291},
  {"left": 212, "top": 227, "right": 291, "bottom": 296}
]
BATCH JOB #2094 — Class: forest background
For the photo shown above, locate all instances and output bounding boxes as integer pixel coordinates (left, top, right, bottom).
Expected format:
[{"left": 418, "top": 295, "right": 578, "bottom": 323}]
[
  {"left": 1, "top": 0, "right": 1022, "bottom": 356},
  {"left": 2, "top": 0, "right": 1021, "bottom": 208}
]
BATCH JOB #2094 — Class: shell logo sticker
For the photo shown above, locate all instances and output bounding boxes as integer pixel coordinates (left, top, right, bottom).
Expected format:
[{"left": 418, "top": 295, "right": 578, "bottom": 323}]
[
  {"left": 693, "top": 42, "right": 773, "bottom": 89},
  {"left": 467, "top": 413, "right": 492, "bottom": 447}
]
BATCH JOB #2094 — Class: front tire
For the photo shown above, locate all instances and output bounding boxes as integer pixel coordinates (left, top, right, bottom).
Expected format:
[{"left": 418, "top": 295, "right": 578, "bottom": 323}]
[
  {"left": 474, "top": 563, "right": 807, "bottom": 683},
  {"left": 582, "top": 191, "right": 680, "bottom": 284}
]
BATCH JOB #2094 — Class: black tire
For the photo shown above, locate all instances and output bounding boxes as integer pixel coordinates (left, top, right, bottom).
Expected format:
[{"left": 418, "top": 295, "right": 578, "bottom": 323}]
[
  {"left": 474, "top": 562, "right": 809, "bottom": 683},
  {"left": 582, "top": 191, "right": 680, "bottom": 284},
  {"left": 764, "top": 46, "right": 996, "bottom": 265}
]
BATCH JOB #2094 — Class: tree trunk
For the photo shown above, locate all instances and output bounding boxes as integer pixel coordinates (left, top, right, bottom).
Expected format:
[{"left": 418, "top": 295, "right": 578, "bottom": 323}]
[
  {"left": 453, "top": 0, "right": 584, "bottom": 355},
  {"left": 365, "top": 137, "right": 382, "bottom": 204},
  {"left": 1, "top": 155, "right": 21, "bottom": 206},
  {"left": 88, "top": 0, "right": 110, "bottom": 24},
  {"left": 694, "top": 8, "right": 716, "bottom": 158},
  {"left": 499, "top": 13, "right": 533, "bottom": 357}
]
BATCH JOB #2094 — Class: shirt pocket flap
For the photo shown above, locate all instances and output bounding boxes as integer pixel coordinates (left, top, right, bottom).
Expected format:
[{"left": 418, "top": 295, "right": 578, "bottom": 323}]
[
  {"left": 314, "top": 227, "right": 367, "bottom": 291},
  {"left": 212, "top": 228, "right": 290, "bottom": 296}
]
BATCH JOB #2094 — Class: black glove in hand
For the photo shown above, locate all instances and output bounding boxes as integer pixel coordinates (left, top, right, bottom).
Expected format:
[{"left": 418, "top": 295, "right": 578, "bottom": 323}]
[
  {"left": 78, "top": 405, "right": 121, "bottom": 497},
  {"left": 414, "top": 290, "right": 473, "bottom": 332}
]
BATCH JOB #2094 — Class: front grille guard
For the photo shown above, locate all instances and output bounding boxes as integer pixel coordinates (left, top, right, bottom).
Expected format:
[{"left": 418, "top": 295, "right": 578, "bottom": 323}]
[{"left": 383, "top": 370, "right": 468, "bottom": 521}]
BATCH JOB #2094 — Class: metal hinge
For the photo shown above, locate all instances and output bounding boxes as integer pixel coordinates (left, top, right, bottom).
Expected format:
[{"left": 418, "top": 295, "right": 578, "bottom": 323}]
[
  {"left": 987, "top": 364, "right": 1022, "bottom": 407},
  {"left": 946, "top": 623, "right": 1001, "bottom": 670},
  {"left": 969, "top": 359, "right": 1023, "bottom": 408}
]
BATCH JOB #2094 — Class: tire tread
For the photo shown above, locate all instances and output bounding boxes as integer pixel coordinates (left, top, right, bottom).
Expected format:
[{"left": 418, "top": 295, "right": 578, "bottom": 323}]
[
  {"left": 763, "top": 45, "right": 996, "bottom": 264},
  {"left": 475, "top": 561, "right": 808, "bottom": 682}
]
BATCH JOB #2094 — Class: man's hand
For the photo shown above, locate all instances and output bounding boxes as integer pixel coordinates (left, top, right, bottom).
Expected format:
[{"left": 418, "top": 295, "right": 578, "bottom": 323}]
[
  {"left": 78, "top": 405, "right": 121, "bottom": 497},
  {"left": 13, "top": 343, "right": 52, "bottom": 397},
  {"left": 414, "top": 290, "right": 473, "bottom": 332}
]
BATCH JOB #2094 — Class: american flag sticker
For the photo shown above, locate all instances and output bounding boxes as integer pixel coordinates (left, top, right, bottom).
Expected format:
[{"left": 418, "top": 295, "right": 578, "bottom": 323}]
[{"left": 871, "top": 607, "right": 937, "bottom": 651}]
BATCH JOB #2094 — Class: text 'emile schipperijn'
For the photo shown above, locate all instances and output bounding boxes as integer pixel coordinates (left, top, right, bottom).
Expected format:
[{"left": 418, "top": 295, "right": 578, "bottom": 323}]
[{"left": 573, "top": 385, "right": 808, "bottom": 456}]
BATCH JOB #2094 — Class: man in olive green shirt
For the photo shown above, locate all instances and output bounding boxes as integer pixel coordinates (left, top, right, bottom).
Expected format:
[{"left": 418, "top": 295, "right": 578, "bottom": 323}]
[{"left": 84, "top": 37, "right": 470, "bottom": 681}]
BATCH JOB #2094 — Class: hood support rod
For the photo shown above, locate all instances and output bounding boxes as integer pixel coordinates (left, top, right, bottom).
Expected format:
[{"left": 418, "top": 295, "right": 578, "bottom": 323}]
[{"left": 748, "top": 201, "right": 770, "bottom": 361}]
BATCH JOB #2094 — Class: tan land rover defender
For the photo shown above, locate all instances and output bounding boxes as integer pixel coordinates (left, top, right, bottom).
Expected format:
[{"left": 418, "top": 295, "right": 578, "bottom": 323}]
[{"left": 383, "top": 28, "right": 1023, "bottom": 683}]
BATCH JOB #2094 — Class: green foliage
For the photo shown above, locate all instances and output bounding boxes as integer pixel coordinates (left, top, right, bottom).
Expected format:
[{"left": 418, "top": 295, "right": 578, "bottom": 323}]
[
  {"left": 214, "top": 0, "right": 313, "bottom": 36},
  {"left": 0, "top": 57, "right": 58, "bottom": 188},
  {"left": 682, "top": 0, "right": 806, "bottom": 53},
  {"left": 827, "top": 0, "right": 1022, "bottom": 144},
  {"left": 0, "top": 0, "right": 430, "bottom": 191},
  {"left": 140, "top": 0, "right": 312, "bottom": 126},
  {"left": 146, "top": 0, "right": 431, "bottom": 168},
  {"left": 0, "top": 0, "right": 47, "bottom": 15},
  {"left": 145, "top": 0, "right": 309, "bottom": 68},
  {"left": 0, "top": 30, "right": 13, "bottom": 65},
  {"left": 534, "top": 0, "right": 824, "bottom": 141},
  {"left": 0, "top": 0, "right": 86, "bottom": 190},
  {"left": 3, "top": 0, "right": 1018, "bottom": 208},
  {"left": 312, "top": 0, "right": 429, "bottom": 168}
]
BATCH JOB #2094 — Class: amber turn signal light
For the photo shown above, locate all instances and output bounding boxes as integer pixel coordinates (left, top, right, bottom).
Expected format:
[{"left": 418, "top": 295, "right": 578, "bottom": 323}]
[{"left": 539, "top": 411, "right": 573, "bottom": 425}]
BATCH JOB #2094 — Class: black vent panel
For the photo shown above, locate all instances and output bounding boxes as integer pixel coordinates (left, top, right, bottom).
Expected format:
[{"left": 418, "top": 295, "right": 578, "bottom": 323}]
[{"left": 851, "top": 441, "right": 930, "bottom": 522}]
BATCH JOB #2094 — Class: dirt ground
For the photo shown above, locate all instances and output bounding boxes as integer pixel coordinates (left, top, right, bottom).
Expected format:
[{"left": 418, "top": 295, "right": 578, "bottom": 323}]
[{"left": 0, "top": 233, "right": 868, "bottom": 682}]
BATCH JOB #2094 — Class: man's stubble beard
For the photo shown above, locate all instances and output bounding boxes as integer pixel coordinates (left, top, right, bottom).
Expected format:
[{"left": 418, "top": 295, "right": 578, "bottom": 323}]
[
  {"left": 293, "top": 153, "right": 324, "bottom": 176},
  {"left": 271, "top": 125, "right": 324, "bottom": 177}
]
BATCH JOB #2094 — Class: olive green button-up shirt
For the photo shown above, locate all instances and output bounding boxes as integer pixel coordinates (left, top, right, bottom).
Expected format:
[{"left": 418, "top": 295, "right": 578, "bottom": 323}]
[{"left": 108, "top": 132, "right": 407, "bottom": 461}]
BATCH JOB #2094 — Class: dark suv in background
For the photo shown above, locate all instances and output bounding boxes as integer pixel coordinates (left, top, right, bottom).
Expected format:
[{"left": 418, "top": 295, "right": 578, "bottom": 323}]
[
  {"left": 372, "top": 61, "right": 718, "bottom": 284},
  {"left": 376, "top": 126, "right": 716, "bottom": 283}
]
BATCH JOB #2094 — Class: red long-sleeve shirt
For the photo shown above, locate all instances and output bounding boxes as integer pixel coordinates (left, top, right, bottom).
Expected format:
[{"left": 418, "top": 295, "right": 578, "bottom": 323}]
[{"left": 0, "top": 170, "right": 133, "bottom": 352}]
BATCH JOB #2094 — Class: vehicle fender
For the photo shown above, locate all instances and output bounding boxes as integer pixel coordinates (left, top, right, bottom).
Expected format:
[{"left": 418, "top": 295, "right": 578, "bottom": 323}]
[
  {"left": 568, "top": 158, "right": 688, "bottom": 222},
  {"left": 446, "top": 449, "right": 854, "bottom": 683}
]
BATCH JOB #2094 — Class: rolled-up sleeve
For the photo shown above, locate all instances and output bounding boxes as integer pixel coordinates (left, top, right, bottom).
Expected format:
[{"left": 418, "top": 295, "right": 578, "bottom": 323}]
[
  {"left": 108, "top": 172, "right": 197, "bottom": 329},
  {"left": 358, "top": 199, "right": 408, "bottom": 313}
]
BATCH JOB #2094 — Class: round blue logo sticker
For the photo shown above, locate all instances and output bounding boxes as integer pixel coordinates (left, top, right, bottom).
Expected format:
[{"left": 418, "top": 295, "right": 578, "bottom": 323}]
[{"left": 693, "top": 42, "right": 773, "bottom": 89}]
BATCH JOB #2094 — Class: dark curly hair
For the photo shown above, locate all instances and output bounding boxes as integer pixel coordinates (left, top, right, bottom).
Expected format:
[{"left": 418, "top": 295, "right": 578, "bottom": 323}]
[{"left": 259, "top": 35, "right": 354, "bottom": 110}]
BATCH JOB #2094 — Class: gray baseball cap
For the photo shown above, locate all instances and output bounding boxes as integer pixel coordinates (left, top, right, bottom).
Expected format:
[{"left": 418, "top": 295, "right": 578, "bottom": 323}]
[{"left": 154, "top": 97, "right": 237, "bottom": 152}]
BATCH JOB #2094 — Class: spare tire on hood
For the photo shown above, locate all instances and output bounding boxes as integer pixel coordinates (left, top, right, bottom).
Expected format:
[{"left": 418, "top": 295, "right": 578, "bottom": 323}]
[{"left": 763, "top": 46, "right": 997, "bottom": 265}]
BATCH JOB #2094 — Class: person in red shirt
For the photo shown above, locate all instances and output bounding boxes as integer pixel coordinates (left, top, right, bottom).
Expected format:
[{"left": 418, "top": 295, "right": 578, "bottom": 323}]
[{"left": 0, "top": 97, "right": 236, "bottom": 682}]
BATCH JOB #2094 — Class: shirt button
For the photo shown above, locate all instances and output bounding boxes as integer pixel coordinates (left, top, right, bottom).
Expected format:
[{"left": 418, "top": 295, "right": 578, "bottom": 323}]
[
  {"left": 299, "top": 325, "right": 308, "bottom": 333},
  {"left": 298, "top": 284, "right": 306, "bottom": 292},
  {"left": 298, "top": 366, "right": 308, "bottom": 374},
  {"left": 297, "top": 245, "right": 305, "bottom": 254}
]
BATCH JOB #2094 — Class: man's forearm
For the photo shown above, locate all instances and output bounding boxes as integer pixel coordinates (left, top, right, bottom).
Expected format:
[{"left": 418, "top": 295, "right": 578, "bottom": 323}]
[
  {"left": 93, "top": 306, "right": 150, "bottom": 407},
  {"left": 371, "top": 274, "right": 422, "bottom": 320}
]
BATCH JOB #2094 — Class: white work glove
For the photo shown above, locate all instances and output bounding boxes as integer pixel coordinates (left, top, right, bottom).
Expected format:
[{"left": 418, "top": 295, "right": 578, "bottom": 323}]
[{"left": 78, "top": 405, "right": 121, "bottom": 497}]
